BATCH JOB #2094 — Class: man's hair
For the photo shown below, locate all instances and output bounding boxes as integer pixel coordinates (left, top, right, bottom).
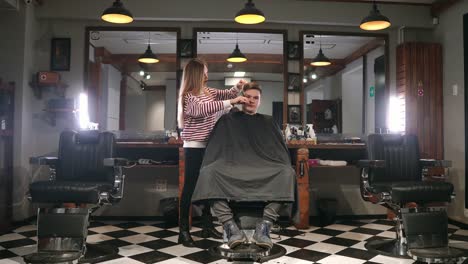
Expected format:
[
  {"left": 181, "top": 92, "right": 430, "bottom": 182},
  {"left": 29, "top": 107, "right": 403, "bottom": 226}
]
[{"left": 242, "top": 82, "right": 262, "bottom": 94}]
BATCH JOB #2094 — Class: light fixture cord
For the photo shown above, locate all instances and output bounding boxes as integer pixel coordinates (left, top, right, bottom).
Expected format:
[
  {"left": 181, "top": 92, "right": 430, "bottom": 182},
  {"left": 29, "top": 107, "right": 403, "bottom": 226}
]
[{"left": 148, "top": 32, "right": 151, "bottom": 48}]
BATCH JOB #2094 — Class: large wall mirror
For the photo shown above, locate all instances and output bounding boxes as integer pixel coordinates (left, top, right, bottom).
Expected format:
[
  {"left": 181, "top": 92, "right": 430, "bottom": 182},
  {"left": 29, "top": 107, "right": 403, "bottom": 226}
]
[
  {"left": 193, "top": 28, "right": 287, "bottom": 126},
  {"left": 85, "top": 27, "right": 180, "bottom": 131},
  {"left": 300, "top": 31, "right": 388, "bottom": 136}
]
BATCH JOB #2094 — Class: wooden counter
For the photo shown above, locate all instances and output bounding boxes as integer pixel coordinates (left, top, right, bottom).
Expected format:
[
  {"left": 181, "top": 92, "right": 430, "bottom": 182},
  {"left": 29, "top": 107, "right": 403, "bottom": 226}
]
[{"left": 115, "top": 141, "right": 366, "bottom": 229}]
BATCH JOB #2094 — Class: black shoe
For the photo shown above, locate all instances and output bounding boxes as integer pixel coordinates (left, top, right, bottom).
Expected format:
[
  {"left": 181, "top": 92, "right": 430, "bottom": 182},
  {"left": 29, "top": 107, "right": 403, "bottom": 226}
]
[
  {"left": 201, "top": 225, "right": 223, "bottom": 239},
  {"left": 224, "top": 220, "right": 246, "bottom": 249},
  {"left": 178, "top": 230, "right": 195, "bottom": 247},
  {"left": 252, "top": 220, "right": 273, "bottom": 250}
]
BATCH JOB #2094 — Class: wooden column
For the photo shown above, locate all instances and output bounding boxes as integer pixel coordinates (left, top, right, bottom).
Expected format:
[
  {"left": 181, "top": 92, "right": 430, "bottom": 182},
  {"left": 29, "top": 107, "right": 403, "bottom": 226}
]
[{"left": 295, "top": 148, "right": 310, "bottom": 229}]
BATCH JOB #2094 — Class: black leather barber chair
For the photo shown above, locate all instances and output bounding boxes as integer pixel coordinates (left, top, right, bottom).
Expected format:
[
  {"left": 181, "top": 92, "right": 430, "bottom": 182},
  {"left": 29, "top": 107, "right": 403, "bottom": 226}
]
[
  {"left": 358, "top": 134, "right": 466, "bottom": 263},
  {"left": 24, "top": 130, "right": 128, "bottom": 264},
  {"left": 209, "top": 203, "right": 287, "bottom": 263}
]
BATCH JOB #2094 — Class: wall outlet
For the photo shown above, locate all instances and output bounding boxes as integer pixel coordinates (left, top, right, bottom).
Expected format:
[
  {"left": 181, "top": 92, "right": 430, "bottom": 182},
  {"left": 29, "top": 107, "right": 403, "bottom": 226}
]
[
  {"left": 452, "top": 84, "right": 458, "bottom": 96},
  {"left": 155, "top": 179, "right": 167, "bottom": 192}
]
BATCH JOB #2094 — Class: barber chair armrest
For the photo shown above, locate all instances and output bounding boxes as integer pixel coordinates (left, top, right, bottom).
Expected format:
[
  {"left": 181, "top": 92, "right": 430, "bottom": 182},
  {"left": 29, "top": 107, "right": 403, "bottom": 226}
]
[
  {"left": 103, "top": 158, "right": 130, "bottom": 167},
  {"left": 420, "top": 159, "right": 452, "bottom": 168},
  {"left": 357, "top": 160, "right": 385, "bottom": 168},
  {"left": 30, "top": 156, "right": 59, "bottom": 167}
]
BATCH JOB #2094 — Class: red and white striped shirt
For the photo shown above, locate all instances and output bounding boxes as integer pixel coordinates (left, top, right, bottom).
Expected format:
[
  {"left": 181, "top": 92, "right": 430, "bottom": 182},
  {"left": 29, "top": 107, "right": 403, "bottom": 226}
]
[{"left": 181, "top": 86, "right": 239, "bottom": 147}]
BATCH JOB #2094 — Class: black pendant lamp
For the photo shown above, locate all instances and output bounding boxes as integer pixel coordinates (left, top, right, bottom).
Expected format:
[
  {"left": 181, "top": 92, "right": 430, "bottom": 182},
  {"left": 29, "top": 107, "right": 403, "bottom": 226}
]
[
  {"left": 360, "top": 1, "right": 391, "bottom": 31},
  {"left": 310, "top": 36, "right": 331, "bottom": 67},
  {"left": 138, "top": 33, "right": 159, "bottom": 64},
  {"left": 101, "top": 0, "right": 134, "bottom": 24},
  {"left": 227, "top": 36, "right": 247, "bottom": 63},
  {"left": 235, "top": 0, "right": 265, "bottom": 24}
]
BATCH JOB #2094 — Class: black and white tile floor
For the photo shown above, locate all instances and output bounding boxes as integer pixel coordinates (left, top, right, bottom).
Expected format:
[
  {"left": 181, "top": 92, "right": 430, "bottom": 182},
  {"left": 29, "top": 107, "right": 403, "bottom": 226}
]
[{"left": 1, "top": 219, "right": 467, "bottom": 263}]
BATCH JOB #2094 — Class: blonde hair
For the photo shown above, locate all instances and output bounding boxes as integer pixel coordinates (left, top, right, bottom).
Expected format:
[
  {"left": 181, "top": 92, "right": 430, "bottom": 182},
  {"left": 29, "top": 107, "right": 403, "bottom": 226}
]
[{"left": 177, "top": 59, "right": 207, "bottom": 128}]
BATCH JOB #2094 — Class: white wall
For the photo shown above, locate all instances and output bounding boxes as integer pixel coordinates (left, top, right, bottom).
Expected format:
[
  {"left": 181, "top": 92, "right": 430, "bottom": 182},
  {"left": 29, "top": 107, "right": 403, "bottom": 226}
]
[
  {"left": 255, "top": 81, "right": 283, "bottom": 116},
  {"left": 433, "top": 1, "right": 468, "bottom": 224},
  {"left": 125, "top": 94, "right": 147, "bottom": 130},
  {"left": 365, "top": 47, "right": 385, "bottom": 134},
  {"left": 341, "top": 59, "right": 364, "bottom": 135},
  {"left": 164, "top": 79, "right": 177, "bottom": 129},
  {"left": 146, "top": 89, "right": 166, "bottom": 131},
  {"left": 101, "top": 64, "right": 121, "bottom": 130}
]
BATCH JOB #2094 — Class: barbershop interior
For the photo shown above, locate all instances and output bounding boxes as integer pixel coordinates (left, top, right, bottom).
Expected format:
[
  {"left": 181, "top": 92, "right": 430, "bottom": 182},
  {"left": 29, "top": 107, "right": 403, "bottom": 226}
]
[{"left": 0, "top": 0, "right": 468, "bottom": 263}]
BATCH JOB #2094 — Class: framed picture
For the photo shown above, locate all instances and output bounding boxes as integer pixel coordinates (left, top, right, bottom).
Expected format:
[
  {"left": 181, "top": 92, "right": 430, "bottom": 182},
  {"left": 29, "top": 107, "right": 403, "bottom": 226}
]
[
  {"left": 288, "top": 73, "right": 301, "bottom": 91},
  {"left": 50, "top": 38, "right": 71, "bottom": 71},
  {"left": 288, "top": 105, "right": 301, "bottom": 124},
  {"left": 179, "top": 39, "right": 193, "bottom": 58},
  {"left": 287, "top": 41, "right": 300, "bottom": 60}
]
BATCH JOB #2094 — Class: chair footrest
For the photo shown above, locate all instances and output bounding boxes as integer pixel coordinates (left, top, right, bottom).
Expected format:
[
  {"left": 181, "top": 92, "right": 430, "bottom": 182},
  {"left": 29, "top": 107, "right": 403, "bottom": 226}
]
[
  {"left": 408, "top": 246, "right": 466, "bottom": 263},
  {"left": 24, "top": 251, "right": 82, "bottom": 263}
]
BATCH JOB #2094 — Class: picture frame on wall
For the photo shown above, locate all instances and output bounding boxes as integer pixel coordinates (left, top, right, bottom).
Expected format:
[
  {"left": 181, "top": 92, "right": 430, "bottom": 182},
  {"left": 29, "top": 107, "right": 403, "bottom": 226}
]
[
  {"left": 50, "top": 38, "right": 71, "bottom": 71},
  {"left": 287, "top": 41, "right": 300, "bottom": 60},
  {"left": 287, "top": 105, "right": 301, "bottom": 124},
  {"left": 288, "top": 73, "right": 301, "bottom": 91},
  {"left": 179, "top": 39, "right": 193, "bottom": 58}
]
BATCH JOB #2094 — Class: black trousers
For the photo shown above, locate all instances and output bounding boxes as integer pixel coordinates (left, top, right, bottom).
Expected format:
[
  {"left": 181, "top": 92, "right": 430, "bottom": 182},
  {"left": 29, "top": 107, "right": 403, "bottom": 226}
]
[{"left": 179, "top": 148, "right": 206, "bottom": 228}]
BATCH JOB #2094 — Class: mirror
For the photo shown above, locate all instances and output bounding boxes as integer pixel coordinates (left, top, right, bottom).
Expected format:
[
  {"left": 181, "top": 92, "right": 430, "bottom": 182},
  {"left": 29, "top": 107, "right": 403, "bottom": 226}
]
[
  {"left": 301, "top": 32, "right": 388, "bottom": 136},
  {"left": 193, "top": 29, "right": 286, "bottom": 126},
  {"left": 85, "top": 27, "right": 180, "bottom": 131}
]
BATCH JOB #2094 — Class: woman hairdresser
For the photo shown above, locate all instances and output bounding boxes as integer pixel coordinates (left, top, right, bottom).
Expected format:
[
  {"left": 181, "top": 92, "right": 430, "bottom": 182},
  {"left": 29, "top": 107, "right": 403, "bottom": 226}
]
[{"left": 177, "top": 58, "right": 248, "bottom": 247}]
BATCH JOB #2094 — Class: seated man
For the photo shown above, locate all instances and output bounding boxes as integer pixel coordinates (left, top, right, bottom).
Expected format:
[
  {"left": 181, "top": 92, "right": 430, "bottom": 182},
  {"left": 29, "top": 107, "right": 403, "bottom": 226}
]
[{"left": 192, "top": 82, "right": 296, "bottom": 250}]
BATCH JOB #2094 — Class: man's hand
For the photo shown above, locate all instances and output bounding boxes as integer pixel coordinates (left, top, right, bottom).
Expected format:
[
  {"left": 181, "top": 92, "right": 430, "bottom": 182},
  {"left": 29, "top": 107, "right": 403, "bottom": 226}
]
[{"left": 230, "top": 96, "right": 248, "bottom": 105}]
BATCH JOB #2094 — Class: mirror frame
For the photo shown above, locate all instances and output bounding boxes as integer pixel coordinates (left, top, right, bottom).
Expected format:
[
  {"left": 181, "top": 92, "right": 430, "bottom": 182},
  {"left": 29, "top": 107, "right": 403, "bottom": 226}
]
[
  {"left": 299, "top": 30, "right": 390, "bottom": 134},
  {"left": 84, "top": 26, "right": 181, "bottom": 129},
  {"left": 192, "top": 28, "right": 289, "bottom": 124}
]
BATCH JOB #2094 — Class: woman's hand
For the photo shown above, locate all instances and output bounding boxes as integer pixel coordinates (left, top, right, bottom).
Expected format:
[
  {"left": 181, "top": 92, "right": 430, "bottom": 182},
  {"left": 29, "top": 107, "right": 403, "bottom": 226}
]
[
  {"left": 230, "top": 96, "right": 248, "bottom": 105},
  {"left": 236, "top": 79, "right": 247, "bottom": 91}
]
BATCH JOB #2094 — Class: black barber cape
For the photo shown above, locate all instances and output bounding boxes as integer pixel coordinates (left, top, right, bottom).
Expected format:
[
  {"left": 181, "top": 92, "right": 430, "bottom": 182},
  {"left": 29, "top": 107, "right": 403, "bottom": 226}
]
[{"left": 192, "top": 111, "right": 295, "bottom": 202}]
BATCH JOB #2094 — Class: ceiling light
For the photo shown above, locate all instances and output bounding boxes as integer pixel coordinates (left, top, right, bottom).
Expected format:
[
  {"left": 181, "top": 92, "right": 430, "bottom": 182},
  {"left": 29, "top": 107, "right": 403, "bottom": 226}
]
[
  {"left": 139, "top": 70, "right": 145, "bottom": 76},
  {"left": 311, "top": 72, "right": 318, "bottom": 80},
  {"left": 303, "top": 77, "right": 308, "bottom": 83},
  {"left": 234, "top": 71, "right": 246, "bottom": 77},
  {"left": 101, "top": 0, "right": 134, "bottom": 24},
  {"left": 360, "top": 1, "right": 391, "bottom": 31},
  {"left": 227, "top": 35, "right": 247, "bottom": 63},
  {"left": 235, "top": 0, "right": 265, "bottom": 24},
  {"left": 145, "top": 73, "right": 151, "bottom": 80},
  {"left": 138, "top": 32, "right": 159, "bottom": 64},
  {"left": 310, "top": 36, "right": 331, "bottom": 67}
]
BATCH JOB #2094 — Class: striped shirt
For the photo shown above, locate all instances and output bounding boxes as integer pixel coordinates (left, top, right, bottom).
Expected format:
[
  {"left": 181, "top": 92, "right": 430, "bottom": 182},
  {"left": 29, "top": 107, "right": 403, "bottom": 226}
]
[{"left": 181, "top": 86, "right": 239, "bottom": 147}]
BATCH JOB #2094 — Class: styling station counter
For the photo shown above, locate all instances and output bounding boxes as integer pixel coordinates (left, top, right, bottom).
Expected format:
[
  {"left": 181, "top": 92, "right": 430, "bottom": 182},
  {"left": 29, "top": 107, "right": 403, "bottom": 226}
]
[{"left": 115, "top": 140, "right": 366, "bottom": 228}]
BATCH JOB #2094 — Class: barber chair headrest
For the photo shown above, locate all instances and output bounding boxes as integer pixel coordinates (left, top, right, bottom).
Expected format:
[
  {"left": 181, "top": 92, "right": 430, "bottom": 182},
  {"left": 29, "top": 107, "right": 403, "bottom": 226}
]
[{"left": 76, "top": 130, "right": 100, "bottom": 144}]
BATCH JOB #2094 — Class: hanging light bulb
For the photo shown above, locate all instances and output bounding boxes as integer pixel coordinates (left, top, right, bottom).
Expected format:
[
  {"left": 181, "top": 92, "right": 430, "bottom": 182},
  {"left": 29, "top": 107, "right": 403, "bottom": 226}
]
[
  {"left": 310, "top": 36, "right": 331, "bottom": 67},
  {"left": 235, "top": 0, "right": 265, "bottom": 24},
  {"left": 360, "top": 1, "right": 391, "bottom": 31},
  {"left": 101, "top": 0, "right": 134, "bottom": 24},
  {"left": 227, "top": 34, "right": 247, "bottom": 63},
  {"left": 138, "top": 32, "right": 159, "bottom": 64}
]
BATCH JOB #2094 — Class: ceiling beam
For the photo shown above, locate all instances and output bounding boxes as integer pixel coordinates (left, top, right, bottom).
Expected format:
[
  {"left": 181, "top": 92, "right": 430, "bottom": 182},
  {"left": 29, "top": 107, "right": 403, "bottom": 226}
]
[
  {"left": 198, "top": 53, "right": 284, "bottom": 73},
  {"left": 300, "top": 0, "right": 431, "bottom": 6},
  {"left": 431, "top": 0, "right": 461, "bottom": 17}
]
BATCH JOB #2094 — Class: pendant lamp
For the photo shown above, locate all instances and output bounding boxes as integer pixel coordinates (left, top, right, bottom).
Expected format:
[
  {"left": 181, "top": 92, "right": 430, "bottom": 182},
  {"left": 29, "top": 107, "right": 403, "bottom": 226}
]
[
  {"left": 138, "top": 33, "right": 159, "bottom": 64},
  {"left": 360, "top": 1, "right": 391, "bottom": 31},
  {"left": 227, "top": 35, "right": 247, "bottom": 63},
  {"left": 310, "top": 36, "right": 331, "bottom": 67},
  {"left": 235, "top": 0, "right": 265, "bottom": 24},
  {"left": 101, "top": 0, "right": 134, "bottom": 24}
]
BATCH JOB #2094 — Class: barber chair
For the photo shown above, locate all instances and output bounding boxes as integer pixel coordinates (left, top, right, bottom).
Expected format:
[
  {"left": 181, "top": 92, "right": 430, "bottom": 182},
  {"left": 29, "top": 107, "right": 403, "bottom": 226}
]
[
  {"left": 23, "top": 130, "right": 128, "bottom": 264},
  {"left": 358, "top": 134, "right": 466, "bottom": 263},
  {"left": 209, "top": 202, "right": 287, "bottom": 263}
]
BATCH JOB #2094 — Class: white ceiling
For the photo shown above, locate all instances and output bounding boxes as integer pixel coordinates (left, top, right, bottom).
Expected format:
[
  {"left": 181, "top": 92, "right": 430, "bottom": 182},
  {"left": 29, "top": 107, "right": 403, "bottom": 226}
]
[
  {"left": 303, "top": 34, "right": 382, "bottom": 59},
  {"left": 197, "top": 32, "right": 284, "bottom": 54},
  {"left": 89, "top": 30, "right": 177, "bottom": 54}
]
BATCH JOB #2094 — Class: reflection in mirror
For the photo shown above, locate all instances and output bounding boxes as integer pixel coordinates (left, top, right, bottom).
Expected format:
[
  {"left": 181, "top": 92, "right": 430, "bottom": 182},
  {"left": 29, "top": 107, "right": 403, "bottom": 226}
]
[
  {"left": 302, "top": 33, "right": 387, "bottom": 136},
  {"left": 195, "top": 31, "right": 285, "bottom": 126},
  {"left": 86, "top": 29, "right": 178, "bottom": 131}
]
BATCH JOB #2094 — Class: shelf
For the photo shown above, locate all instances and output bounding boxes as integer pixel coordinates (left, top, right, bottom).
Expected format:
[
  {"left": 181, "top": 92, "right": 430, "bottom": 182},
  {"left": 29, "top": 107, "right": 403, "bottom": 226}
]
[
  {"left": 288, "top": 143, "right": 366, "bottom": 149},
  {"left": 116, "top": 142, "right": 182, "bottom": 148},
  {"left": 43, "top": 108, "right": 77, "bottom": 113},
  {"left": 309, "top": 165, "right": 355, "bottom": 168},
  {"left": 124, "top": 164, "right": 178, "bottom": 169}
]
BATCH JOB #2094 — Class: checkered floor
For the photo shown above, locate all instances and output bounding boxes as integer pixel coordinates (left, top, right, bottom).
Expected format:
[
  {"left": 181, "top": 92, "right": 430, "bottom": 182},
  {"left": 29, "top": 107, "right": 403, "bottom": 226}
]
[{"left": 1, "top": 218, "right": 467, "bottom": 264}]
